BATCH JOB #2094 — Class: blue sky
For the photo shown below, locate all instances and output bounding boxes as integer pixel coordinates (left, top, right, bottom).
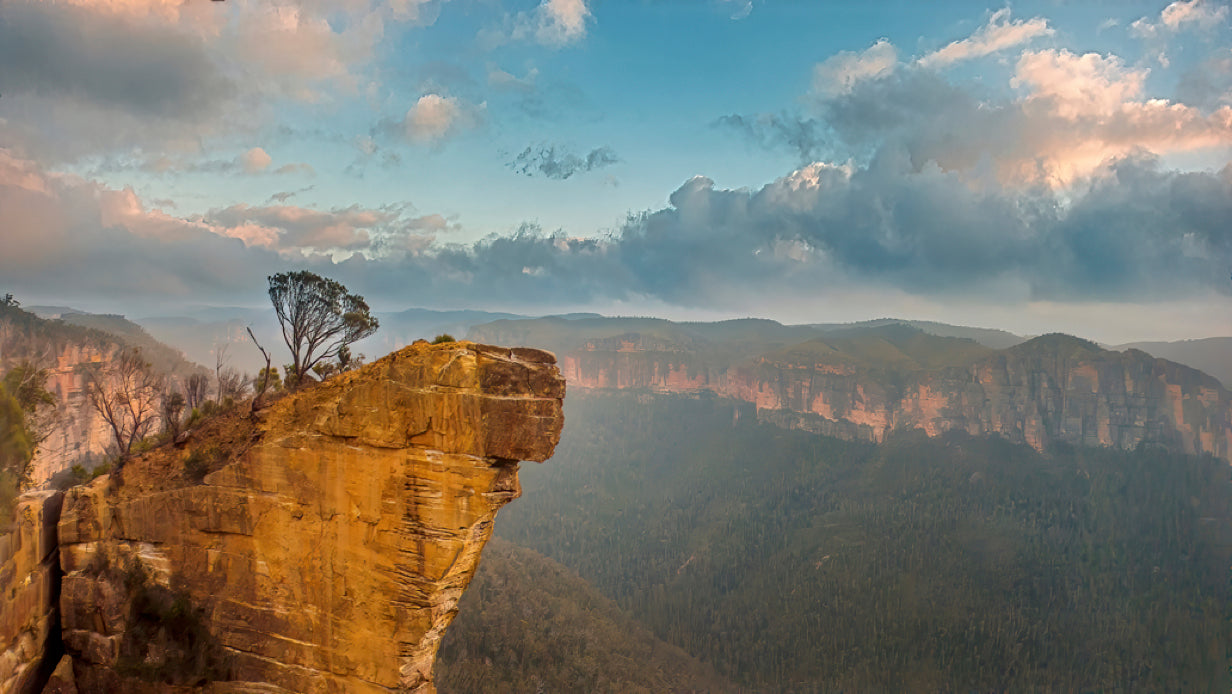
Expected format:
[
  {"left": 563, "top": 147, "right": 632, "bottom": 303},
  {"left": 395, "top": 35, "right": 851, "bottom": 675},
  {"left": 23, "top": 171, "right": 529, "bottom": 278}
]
[{"left": 1, "top": 0, "right": 1230, "bottom": 341}]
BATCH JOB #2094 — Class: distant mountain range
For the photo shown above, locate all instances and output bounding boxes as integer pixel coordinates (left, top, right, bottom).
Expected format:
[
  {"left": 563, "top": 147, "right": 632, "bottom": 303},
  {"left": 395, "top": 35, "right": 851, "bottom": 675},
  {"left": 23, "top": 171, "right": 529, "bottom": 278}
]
[{"left": 469, "top": 317, "right": 1232, "bottom": 462}]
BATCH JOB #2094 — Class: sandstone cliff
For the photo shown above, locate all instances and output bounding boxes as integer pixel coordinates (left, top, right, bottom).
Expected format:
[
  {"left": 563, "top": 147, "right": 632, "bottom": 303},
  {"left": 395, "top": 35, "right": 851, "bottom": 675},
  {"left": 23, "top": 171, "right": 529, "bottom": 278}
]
[
  {"left": 0, "top": 491, "right": 63, "bottom": 694},
  {"left": 1, "top": 306, "right": 204, "bottom": 484},
  {"left": 0, "top": 340, "right": 564, "bottom": 693},
  {"left": 559, "top": 331, "right": 1231, "bottom": 462}
]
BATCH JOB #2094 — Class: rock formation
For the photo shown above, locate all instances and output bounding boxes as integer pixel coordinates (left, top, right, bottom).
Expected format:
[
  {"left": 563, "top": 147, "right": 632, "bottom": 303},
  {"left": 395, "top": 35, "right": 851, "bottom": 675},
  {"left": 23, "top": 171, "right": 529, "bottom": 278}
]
[
  {"left": 561, "top": 332, "right": 1232, "bottom": 462},
  {"left": 0, "top": 491, "right": 63, "bottom": 694},
  {"left": 1, "top": 307, "right": 203, "bottom": 484},
  {"left": 1, "top": 340, "right": 564, "bottom": 693}
]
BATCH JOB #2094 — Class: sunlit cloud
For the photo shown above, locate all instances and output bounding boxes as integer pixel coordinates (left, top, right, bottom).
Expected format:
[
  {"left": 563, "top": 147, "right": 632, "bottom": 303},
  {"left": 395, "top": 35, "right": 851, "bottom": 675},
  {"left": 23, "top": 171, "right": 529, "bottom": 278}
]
[{"left": 918, "top": 9, "right": 1053, "bottom": 68}]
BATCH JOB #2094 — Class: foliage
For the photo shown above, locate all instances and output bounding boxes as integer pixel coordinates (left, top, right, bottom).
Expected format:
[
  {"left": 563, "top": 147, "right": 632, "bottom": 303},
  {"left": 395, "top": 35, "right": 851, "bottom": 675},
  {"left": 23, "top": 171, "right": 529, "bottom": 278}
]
[
  {"left": 114, "top": 563, "right": 231, "bottom": 684},
  {"left": 64, "top": 462, "right": 111, "bottom": 487},
  {"left": 2, "top": 363, "right": 55, "bottom": 414},
  {"left": 437, "top": 538, "right": 737, "bottom": 693},
  {"left": 254, "top": 367, "right": 282, "bottom": 393},
  {"left": 0, "top": 382, "right": 34, "bottom": 487},
  {"left": 267, "top": 271, "right": 379, "bottom": 383},
  {"left": 431, "top": 333, "right": 456, "bottom": 344},
  {"left": 490, "top": 391, "right": 1231, "bottom": 692},
  {"left": 311, "top": 344, "right": 365, "bottom": 380},
  {"left": 0, "top": 470, "right": 18, "bottom": 526},
  {"left": 183, "top": 446, "right": 224, "bottom": 483}
]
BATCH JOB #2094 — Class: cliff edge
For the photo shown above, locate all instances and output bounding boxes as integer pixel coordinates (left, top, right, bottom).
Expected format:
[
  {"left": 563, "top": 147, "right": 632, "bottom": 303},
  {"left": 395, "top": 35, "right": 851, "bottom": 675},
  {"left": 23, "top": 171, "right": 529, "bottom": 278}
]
[{"left": 3, "top": 340, "right": 564, "bottom": 694}]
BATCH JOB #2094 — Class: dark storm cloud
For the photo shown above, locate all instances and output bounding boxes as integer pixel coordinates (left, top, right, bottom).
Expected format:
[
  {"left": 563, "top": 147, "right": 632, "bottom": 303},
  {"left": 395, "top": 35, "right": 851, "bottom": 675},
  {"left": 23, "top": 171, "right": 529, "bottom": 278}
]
[
  {"left": 506, "top": 143, "right": 619, "bottom": 179},
  {"left": 712, "top": 113, "right": 831, "bottom": 164}
]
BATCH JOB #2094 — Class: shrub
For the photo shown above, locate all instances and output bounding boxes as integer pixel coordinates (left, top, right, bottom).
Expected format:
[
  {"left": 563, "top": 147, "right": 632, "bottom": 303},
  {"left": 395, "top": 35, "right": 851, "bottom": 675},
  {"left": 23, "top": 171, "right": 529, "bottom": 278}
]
[{"left": 431, "top": 333, "right": 456, "bottom": 344}]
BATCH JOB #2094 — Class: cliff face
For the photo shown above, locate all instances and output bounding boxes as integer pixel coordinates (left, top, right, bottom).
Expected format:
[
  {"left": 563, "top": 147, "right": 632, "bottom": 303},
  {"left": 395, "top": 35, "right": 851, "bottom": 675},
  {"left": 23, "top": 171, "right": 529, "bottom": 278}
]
[
  {"left": 1, "top": 308, "right": 199, "bottom": 484},
  {"left": 2, "top": 341, "right": 563, "bottom": 694},
  {"left": 28, "top": 344, "right": 115, "bottom": 484},
  {"left": 0, "top": 491, "right": 63, "bottom": 694},
  {"left": 562, "top": 334, "right": 1232, "bottom": 462}
]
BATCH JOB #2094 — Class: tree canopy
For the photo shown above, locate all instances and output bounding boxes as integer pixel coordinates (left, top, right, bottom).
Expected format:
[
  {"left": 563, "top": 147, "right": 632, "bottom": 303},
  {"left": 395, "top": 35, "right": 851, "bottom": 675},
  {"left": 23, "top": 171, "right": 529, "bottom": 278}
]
[{"left": 267, "top": 271, "right": 379, "bottom": 383}]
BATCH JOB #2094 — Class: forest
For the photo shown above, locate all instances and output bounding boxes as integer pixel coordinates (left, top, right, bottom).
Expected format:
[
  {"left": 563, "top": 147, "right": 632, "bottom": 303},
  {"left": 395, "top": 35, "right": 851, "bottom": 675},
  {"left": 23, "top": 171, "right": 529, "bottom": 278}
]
[{"left": 440, "top": 390, "right": 1231, "bottom": 692}]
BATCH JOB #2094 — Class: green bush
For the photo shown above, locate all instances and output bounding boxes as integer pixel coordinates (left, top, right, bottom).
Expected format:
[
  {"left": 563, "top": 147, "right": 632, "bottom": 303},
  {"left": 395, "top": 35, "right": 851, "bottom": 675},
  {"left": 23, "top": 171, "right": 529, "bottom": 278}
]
[{"left": 431, "top": 333, "right": 456, "bottom": 344}]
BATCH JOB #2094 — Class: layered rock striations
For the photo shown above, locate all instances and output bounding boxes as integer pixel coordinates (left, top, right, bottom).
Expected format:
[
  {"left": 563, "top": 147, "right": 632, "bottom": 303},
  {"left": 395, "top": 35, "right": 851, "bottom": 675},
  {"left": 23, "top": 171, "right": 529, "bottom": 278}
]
[
  {"left": 4, "top": 340, "right": 563, "bottom": 694},
  {"left": 562, "top": 332, "right": 1232, "bottom": 462},
  {"left": 0, "top": 491, "right": 64, "bottom": 694}
]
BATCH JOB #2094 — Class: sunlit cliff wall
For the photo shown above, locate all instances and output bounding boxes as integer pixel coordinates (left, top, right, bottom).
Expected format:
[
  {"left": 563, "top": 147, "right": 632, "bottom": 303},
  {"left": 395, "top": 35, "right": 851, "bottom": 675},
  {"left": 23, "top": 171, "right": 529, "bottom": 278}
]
[{"left": 562, "top": 335, "right": 1231, "bottom": 462}]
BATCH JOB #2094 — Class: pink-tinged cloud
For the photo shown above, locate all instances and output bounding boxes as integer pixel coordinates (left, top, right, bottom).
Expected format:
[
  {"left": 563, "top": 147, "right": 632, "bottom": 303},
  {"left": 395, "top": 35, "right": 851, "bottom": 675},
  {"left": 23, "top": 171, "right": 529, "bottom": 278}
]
[
  {"left": 240, "top": 147, "right": 273, "bottom": 174},
  {"left": 1014, "top": 50, "right": 1150, "bottom": 119},
  {"left": 919, "top": 9, "right": 1053, "bottom": 68}
]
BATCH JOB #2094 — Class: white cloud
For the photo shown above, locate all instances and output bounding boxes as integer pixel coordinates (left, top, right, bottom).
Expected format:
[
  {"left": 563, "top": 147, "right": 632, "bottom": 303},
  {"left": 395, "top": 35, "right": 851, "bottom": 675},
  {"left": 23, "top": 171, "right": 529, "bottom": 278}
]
[
  {"left": 535, "top": 0, "right": 592, "bottom": 46},
  {"left": 1131, "top": 0, "right": 1229, "bottom": 37},
  {"left": 919, "top": 9, "right": 1053, "bottom": 68},
  {"left": 489, "top": 0, "right": 592, "bottom": 49},
  {"left": 405, "top": 94, "right": 462, "bottom": 142},
  {"left": 813, "top": 39, "right": 898, "bottom": 96}
]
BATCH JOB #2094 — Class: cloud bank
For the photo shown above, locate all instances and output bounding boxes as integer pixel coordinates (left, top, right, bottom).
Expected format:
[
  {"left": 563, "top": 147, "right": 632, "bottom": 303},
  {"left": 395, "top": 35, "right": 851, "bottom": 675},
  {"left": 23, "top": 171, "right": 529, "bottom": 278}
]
[{"left": 3, "top": 148, "right": 1228, "bottom": 313}]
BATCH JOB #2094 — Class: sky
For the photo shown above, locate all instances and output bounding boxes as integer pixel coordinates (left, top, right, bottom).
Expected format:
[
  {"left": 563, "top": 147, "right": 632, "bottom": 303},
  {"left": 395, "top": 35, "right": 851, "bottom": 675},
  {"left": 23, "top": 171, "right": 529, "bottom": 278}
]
[{"left": 1, "top": 0, "right": 1230, "bottom": 343}]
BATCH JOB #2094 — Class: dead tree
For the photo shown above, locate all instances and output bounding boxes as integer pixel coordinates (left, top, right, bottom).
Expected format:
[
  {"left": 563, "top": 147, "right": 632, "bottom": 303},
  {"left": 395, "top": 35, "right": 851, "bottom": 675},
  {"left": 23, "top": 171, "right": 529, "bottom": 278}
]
[
  {"left": 246, "top": 326, "right": 274, "bottom": 411},
  {"left": 185, "top": 372, "right": 209, "bottom": 410},
  {"left": 83, "top": 348, "right": 165, "bottom": 460}
]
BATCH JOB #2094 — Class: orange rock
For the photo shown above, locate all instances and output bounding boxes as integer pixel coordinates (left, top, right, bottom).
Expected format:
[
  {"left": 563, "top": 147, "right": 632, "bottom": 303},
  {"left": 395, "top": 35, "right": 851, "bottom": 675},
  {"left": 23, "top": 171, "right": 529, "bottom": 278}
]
[{"left": 55, "top": 341, "right": 564, "bottom": 693}]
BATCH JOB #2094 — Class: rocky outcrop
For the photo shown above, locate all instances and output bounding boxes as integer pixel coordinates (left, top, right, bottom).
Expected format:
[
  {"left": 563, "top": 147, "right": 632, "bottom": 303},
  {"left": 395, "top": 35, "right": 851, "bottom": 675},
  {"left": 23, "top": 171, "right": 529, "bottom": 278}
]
[
  {"left": 0, "top": 491, "right": 63, "bottom": 694},
  {"left": 562, "top": 334, "right": 1232, "bottom": 462},
  {"left": 30, "top": 340, "right": 562, "bottom": 693}
]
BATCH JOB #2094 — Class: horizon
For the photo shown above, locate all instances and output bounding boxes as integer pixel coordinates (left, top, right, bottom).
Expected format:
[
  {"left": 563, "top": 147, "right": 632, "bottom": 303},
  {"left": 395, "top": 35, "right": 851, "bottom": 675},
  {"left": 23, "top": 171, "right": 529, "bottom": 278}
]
[{"left": 2, "top": 0, "right": 1231, "bottom": 345}]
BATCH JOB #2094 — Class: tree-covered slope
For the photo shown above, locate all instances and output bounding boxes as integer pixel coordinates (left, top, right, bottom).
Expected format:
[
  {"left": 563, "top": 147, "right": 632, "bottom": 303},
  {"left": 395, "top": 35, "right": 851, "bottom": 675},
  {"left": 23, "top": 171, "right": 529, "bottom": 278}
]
[
  {"left": 486, "top": 391, "right": 1230, "bottom": 692},
  {"left": 436, "top": 538, "right": 738, "bottom": 693}
]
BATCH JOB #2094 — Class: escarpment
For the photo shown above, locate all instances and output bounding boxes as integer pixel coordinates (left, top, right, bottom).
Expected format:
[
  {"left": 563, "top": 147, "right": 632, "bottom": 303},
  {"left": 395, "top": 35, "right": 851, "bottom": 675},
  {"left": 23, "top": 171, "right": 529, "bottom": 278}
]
[
  {"left": 1, "top": 341, "right": 564, "bottom": 694},
  {"left": 559, "top": 332, "right": 1231, "bottom": 462}
]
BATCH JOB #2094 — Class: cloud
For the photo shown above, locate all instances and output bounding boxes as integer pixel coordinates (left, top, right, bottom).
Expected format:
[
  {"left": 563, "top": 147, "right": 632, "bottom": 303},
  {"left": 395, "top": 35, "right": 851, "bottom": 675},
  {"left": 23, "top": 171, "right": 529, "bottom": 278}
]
[
  {"left": 813, "top": 49, "right": 1232, "bottom": 186},
  {"left": 240, "top": 148, "right": 273, "bottom": 174},
  {"left": 813, "top": 39, "right": 898, "bottom": 96},
  {"left": 506, "top": 143, "right": 619, "bottom": 179},
  {"left": 402, "top": 94, "right": 482, "bottom": 143},
  {"left": 488, "top": 66, "right": 540, "bottom": 92},
  {"left": 1132, "top": 0, "right": 1229, "bottom": 37},
  {"left": 0, "top": 1, "right": 231, "bottom": 120},
  {"left": 1013, "top": 49, "right": 1149, "bottom": 119},
  {"left": 0, "top": 0, "right": 400, "bottom": 162},
  {"left": 266, "top": 186, "right": 316, "bottom": 204},
  {"left": 712, "top": 113, "right": 829, "bottom": 163},
  {"left": 918, "top": 9, "right": 1053, "bottom": 68},
  {"left": 4, "top": 147, "right": 1228, "bottom": 316},
  {"left": 720, "top": 0, "right": 753, "bottom": 20},
  {"left": 487, "top": 0, "right": 592, "bottom": 49},
  {"left": 89, "top": 148, "right": 312, "bottom": 178},
  {"left": 532, "top": 0, "right": 592, "bottom": 47}
]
